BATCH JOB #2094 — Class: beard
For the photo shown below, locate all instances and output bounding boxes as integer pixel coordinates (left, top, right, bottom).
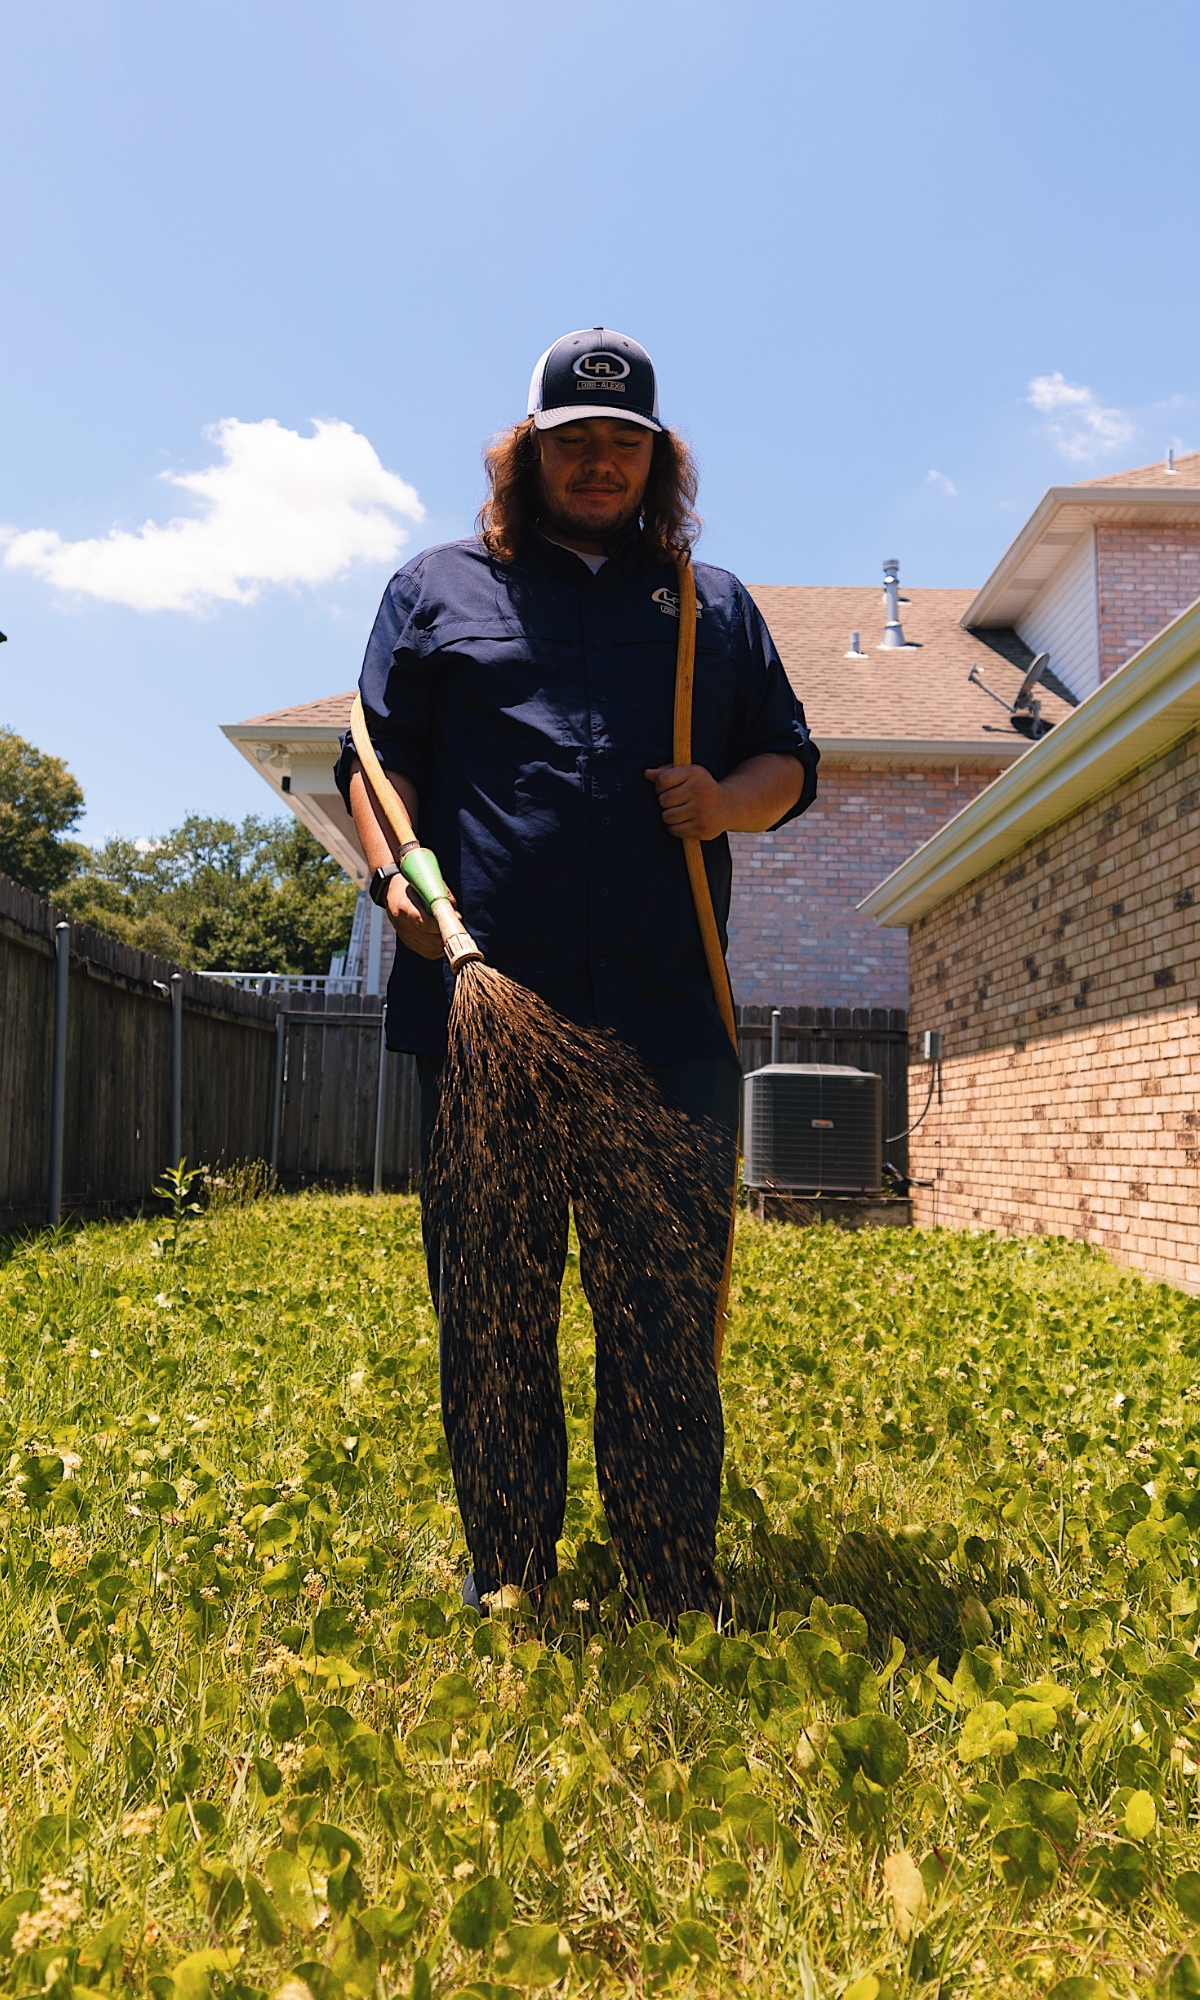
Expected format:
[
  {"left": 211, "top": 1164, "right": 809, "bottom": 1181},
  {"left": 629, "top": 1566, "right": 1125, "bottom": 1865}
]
[{"left": 537, "top": 483, "right": 643, "bottom": 549}]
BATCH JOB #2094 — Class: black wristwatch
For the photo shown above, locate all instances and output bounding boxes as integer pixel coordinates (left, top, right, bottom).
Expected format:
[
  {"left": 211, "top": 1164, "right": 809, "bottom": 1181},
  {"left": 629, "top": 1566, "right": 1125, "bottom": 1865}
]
[{"left": 368, "top": 863, "right": 402, "bottom": 907}]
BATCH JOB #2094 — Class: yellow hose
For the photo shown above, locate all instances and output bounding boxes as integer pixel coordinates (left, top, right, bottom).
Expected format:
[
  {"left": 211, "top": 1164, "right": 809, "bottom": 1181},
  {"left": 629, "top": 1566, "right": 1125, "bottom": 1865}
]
[{"left": 671, "top": 552, "right": 739, "bottom": 1366}]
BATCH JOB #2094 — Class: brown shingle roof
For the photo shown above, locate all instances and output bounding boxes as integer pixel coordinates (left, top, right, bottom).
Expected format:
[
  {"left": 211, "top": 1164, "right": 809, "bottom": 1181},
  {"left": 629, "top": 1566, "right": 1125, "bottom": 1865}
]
[
  {"left": 237, "top": 692, "right": 356, "bottom": 730},
  {"left": 228, "top": 589, "right": 1074, "bottom": 764},
  {"left": 748, "top": 585, "right": 1073, "bottom": 754},
  {"left": 1077, "top": 449, "right": 1200, "bottom": 490}
]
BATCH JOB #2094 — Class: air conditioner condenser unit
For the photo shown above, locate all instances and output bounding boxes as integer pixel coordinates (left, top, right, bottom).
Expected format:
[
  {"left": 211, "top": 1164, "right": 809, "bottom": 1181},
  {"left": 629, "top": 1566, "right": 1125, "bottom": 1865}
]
[{"left": 743, "top": 1063, "right": 883, "bottom": 1195}]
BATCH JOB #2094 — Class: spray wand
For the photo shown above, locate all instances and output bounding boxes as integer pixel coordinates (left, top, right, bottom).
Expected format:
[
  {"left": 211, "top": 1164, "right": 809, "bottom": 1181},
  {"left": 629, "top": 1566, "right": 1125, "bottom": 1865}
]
[{"left": 350, "top": 693, "right": 484, "bottom": 973}]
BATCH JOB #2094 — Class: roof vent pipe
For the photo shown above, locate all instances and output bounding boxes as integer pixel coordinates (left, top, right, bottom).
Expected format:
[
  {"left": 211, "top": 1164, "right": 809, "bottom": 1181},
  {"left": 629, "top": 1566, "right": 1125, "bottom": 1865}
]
[
  {"left": 1167, "top": 447, "right": 1177, "bottom": 474},
  {"left": 845, "top": 630, "right": 867, "bottom": 659},
  {"left": 878, "top": 559, "right": 908, "bottom": 649}
]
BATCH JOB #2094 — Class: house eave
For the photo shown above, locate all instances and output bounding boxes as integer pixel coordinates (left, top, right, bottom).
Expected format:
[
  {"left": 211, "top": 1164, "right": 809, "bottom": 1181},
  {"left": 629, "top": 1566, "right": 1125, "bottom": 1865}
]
[
  {"left": 963, "top": 486, "right": 1200, "bottom": 631},
  {"left": 221, "top": 722, "right": 344, "bottom": 744},
  {"left": 858, "top": 596, "right": 1200, "bottom": 927},
  {"left": 220, "top": 725, "right": 366, "bottom": 886}
]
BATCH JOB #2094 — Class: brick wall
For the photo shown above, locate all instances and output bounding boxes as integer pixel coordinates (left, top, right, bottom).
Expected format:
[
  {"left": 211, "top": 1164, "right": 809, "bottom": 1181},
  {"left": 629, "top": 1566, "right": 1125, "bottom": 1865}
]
[
  {"left": 728, "top": 763, "right": 1001, "bottom": 1008},
  {"left": 906, "top": 726, "right": 1200, "bottom": 1290},
  {"left": 1097, "top": 525, "right": 1200, "bottom": 683}
]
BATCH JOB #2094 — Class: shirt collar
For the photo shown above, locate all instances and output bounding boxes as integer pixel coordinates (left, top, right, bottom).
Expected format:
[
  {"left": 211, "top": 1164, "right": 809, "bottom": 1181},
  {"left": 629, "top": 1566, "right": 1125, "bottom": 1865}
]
[{"left": 525, "top": 521, "right": 647, "bottom": 581}]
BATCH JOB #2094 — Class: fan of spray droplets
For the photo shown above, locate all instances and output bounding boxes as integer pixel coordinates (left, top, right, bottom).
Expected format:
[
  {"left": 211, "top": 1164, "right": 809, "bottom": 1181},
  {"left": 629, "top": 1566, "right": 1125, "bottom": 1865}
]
[{"left": 424, "top": 960, "right": 728, "bottom": 1624}]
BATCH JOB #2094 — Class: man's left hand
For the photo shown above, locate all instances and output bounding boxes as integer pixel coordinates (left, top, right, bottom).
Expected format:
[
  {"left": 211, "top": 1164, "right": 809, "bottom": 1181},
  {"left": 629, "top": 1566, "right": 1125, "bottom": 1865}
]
[
  {"left": 644, "top": 764, "right": 730, "bottom": 840},
  {"left": 646, "top": 752, "right": 805, "bottom": 839}
]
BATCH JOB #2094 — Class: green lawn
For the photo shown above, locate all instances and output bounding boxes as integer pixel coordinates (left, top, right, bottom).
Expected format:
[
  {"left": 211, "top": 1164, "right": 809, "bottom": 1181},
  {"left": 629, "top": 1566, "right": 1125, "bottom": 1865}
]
[{"left": 2, "top": 1192, "right": 1200, "bottom": 1999}]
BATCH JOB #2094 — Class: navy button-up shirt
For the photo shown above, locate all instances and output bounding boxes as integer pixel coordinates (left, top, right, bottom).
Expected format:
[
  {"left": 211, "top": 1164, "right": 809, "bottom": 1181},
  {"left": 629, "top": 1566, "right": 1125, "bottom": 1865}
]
[{"left": 335, "top": 532, "right": 818, "bottom": 1065}]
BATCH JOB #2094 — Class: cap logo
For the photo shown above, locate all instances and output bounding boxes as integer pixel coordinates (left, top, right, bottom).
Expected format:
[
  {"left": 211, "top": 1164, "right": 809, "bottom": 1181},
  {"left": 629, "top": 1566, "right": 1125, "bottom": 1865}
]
[{"left": 573, "top": 351, "right": 631, "bottom": 381}]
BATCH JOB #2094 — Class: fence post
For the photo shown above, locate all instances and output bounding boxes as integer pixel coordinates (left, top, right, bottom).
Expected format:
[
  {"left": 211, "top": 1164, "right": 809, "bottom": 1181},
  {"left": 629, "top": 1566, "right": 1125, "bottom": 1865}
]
[
  {"left": 47, "top": 921, "right": 70, "bottom": 1226},
  {"left": 365, "top": 898, "right": 383, "bottom": 997},
  {"left": 269, "top": 1012, "right": 286, "bottom": 1183},
  {"left": 771, "top": 1008, "right": 782, "bottom": 1065},
  {"left": 170, "top": 973, "right": 183, "bottom": 1166},
  {"left": 372, "top": 1008, "right": 388, "bottom": 1196}
]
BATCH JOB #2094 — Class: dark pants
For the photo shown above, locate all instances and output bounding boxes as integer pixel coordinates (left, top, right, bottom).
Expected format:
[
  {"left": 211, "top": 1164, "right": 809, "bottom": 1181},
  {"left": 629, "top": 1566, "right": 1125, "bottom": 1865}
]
[{"left": 417, "top": 1051, "right": 740, "bottom": 1621}]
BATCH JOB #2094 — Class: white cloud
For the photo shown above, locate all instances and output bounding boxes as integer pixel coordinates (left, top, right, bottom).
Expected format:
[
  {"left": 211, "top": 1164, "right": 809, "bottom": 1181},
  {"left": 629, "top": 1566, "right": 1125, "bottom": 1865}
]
[
  {"left": 926, "top": 468, "right": 957, "bottom": 497},
  {"left": 1, "top": 418, "right": 424, "bottom": 613},
  {"left": 1027, "top": 372, "right": 1135, "bottom": 462}
]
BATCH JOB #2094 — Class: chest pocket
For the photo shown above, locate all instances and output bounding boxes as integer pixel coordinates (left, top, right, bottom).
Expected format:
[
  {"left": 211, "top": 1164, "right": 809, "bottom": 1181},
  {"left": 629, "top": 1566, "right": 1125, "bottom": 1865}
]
[
  {"left": 417, "top": 615, "right": 585, "bottom": 753},
  {"left": 606, "top": 621, "right": 738, "bottom": 772}
]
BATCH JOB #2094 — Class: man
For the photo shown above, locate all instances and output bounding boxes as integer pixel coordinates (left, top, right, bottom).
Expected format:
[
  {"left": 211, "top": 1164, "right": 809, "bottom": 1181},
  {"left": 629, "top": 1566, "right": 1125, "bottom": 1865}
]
[{"left": 337, "top": 328, "right": 817, "bottom": 1621}]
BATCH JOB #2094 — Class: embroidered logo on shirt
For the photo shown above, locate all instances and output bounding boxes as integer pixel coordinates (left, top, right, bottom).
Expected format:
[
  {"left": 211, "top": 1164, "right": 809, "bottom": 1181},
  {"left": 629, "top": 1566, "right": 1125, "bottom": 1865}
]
[
  {"left": 652, "top": 587, "right": 703, "bottom": 620},
  {"left": 573, "top": 352, "right": 631, "bottom": 380}
]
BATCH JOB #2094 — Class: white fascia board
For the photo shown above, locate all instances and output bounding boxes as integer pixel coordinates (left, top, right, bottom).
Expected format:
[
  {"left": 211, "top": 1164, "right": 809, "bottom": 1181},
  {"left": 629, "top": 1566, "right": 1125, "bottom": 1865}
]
[
  {"left": 963, "top": 486, "right": 1200, "bottom": 629},
  {"left": 818, "top": 737, "right": 1026, "bottom": 764},
  {"left": 221, "top": 722, "right": 344, "bottom": 743},
  {"left": 859, "top": 596, "right": 1200, "bottom": 927}
]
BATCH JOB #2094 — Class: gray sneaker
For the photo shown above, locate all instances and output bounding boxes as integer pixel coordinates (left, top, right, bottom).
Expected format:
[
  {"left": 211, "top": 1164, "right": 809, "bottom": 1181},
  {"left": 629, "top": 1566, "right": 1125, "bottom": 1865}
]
[{"left": 462, "top": 1572, "right": 483, "bottom": 1614}]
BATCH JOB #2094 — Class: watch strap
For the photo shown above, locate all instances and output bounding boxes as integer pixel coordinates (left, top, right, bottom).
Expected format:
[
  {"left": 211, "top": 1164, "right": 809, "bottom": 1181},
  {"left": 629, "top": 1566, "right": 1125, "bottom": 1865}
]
[{"left": 369, "top": 863, "right": 401, "bottom": 907}]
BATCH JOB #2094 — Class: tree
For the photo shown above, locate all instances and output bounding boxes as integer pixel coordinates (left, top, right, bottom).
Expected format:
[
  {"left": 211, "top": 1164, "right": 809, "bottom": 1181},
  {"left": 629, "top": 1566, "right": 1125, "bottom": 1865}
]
[
  {"left": 0, "top": 726, "right": 85, "bottom": 897},
  {"left": 62, "top": 813, "right": 357, "bottom": 973}
]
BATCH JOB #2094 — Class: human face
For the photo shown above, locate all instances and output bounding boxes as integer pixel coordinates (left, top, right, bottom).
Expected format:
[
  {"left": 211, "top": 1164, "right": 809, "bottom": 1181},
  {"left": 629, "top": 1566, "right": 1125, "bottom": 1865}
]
[{"left": 536, "top": 419, "right": 655, "bottom": 554}]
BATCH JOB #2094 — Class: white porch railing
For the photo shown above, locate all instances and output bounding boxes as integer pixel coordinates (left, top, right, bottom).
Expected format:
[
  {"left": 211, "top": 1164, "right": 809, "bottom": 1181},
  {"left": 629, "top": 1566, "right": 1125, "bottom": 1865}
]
[{"left": 202, "top": 971, "right": 362, "bottom": 996}]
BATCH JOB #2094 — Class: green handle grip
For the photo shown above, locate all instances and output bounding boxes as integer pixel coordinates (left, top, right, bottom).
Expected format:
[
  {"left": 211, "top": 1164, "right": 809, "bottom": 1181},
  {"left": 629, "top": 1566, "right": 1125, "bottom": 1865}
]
[
  {"left": 401, "top": 846, "right": 452, "bottom": 911},
  {"left": 397, "top": 845, "right": 484, "bottom": 972}
]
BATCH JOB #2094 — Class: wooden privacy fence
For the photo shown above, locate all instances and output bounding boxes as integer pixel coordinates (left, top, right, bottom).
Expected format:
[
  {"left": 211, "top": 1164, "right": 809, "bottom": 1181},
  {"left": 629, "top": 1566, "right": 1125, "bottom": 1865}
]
[
  {"left": 735, "top": 1004, "right": 911, "bottom": 1179},
  {"left": 272, "top": 992, "right": 421, "bottom": 1193},
  {"left": 0, "top": 874, "right": 279, "bottom": 1229},
  {"left": 0, "top": 870, "right": 911, "bottom": 1222},
  {"left": 0, "top": 876, "right": 423, "bottom": 1230}
]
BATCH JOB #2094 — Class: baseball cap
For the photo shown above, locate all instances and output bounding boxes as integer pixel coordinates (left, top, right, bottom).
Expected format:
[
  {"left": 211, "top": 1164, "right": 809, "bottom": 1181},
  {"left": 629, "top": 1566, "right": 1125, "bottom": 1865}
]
[{"left": 527, "top": 327, "right": 662, "bottom": 433}]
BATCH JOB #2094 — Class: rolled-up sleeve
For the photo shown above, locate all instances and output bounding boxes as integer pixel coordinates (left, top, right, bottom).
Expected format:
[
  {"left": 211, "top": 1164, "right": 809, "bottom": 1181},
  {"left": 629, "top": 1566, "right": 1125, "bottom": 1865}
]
[
  {"left": 725, "top": 582, "right": 819, "bottom": 828},
  {"left": 333, "top": 567, "right": 433, "bottom": 814}
]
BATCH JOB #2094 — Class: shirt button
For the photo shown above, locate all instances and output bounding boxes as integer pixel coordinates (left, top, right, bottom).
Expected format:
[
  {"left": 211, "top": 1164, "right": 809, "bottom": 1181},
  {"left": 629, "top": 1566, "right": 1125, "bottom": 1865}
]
[
  {"left": 600, "top": 888, "right": 610, "bottom": 898},
  {"left": 601, "top": 815, "right": 610, "bottom": 826},
  {"left": 598, "top": 957, "right": 607, "bottom": 967}
]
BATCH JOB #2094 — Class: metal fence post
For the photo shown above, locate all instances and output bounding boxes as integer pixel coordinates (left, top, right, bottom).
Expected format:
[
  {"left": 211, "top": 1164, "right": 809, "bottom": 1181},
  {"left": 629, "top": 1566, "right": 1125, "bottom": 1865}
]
[
  {"left": 47, "top": 921, "right": 70, "bottom": 1226},
  {"left": 170, "top": 973, "right": 183, "bottom": 1166},
  {"left": 771, "top": 1008, "right": 782, "bottom": 1065},
  {"left": 372, "top": 1007, "right": 388, "bottom": 1196},
  {"left": 365, "top": 897, "right": 383, "bottom": 997},
  {"left": 269, "top": 1011, "right": 286, "bottom": 1183}
]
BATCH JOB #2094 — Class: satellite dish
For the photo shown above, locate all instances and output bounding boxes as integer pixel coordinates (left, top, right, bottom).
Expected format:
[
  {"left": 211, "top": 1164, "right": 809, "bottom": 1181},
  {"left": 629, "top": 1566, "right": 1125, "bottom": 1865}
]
[{"left": 1013, "top": 651, "right": 1050, "bottom": 711}]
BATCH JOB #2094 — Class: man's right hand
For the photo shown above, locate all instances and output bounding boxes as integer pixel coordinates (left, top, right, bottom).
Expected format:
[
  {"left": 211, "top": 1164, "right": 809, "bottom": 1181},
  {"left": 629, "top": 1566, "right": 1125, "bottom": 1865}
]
[
  {"left": 348, "top": 760, "right": 448, "bottom": 962},
  {"left": 386, "top": 874, "right": 449, "bottom": 960}
]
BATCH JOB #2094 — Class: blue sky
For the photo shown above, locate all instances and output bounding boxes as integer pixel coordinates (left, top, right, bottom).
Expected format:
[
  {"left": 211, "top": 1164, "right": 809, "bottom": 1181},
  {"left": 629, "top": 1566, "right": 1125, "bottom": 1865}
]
[{"left": 3, "top": 0, "right": 1198, "bottom": 842}]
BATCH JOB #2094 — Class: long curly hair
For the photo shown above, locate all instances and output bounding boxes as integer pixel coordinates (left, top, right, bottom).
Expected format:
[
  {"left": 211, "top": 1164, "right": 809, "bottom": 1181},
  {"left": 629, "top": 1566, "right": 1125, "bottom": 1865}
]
[{"left": 477, "top": 416, "right": 701, "bottom": 565}]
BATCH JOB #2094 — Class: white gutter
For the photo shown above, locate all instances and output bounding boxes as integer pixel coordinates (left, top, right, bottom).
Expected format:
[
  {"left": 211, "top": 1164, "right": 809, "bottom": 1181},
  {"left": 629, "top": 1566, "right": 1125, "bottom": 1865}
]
[
  {"left": 859, "top": 595, "right": 1200, "bottom": 927},
  {"left": 964, "top": 485, "right": 1200, "bottom": 629},
  {"left": 817, "top": 737, "right": 1026, "bottom": 764}
]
